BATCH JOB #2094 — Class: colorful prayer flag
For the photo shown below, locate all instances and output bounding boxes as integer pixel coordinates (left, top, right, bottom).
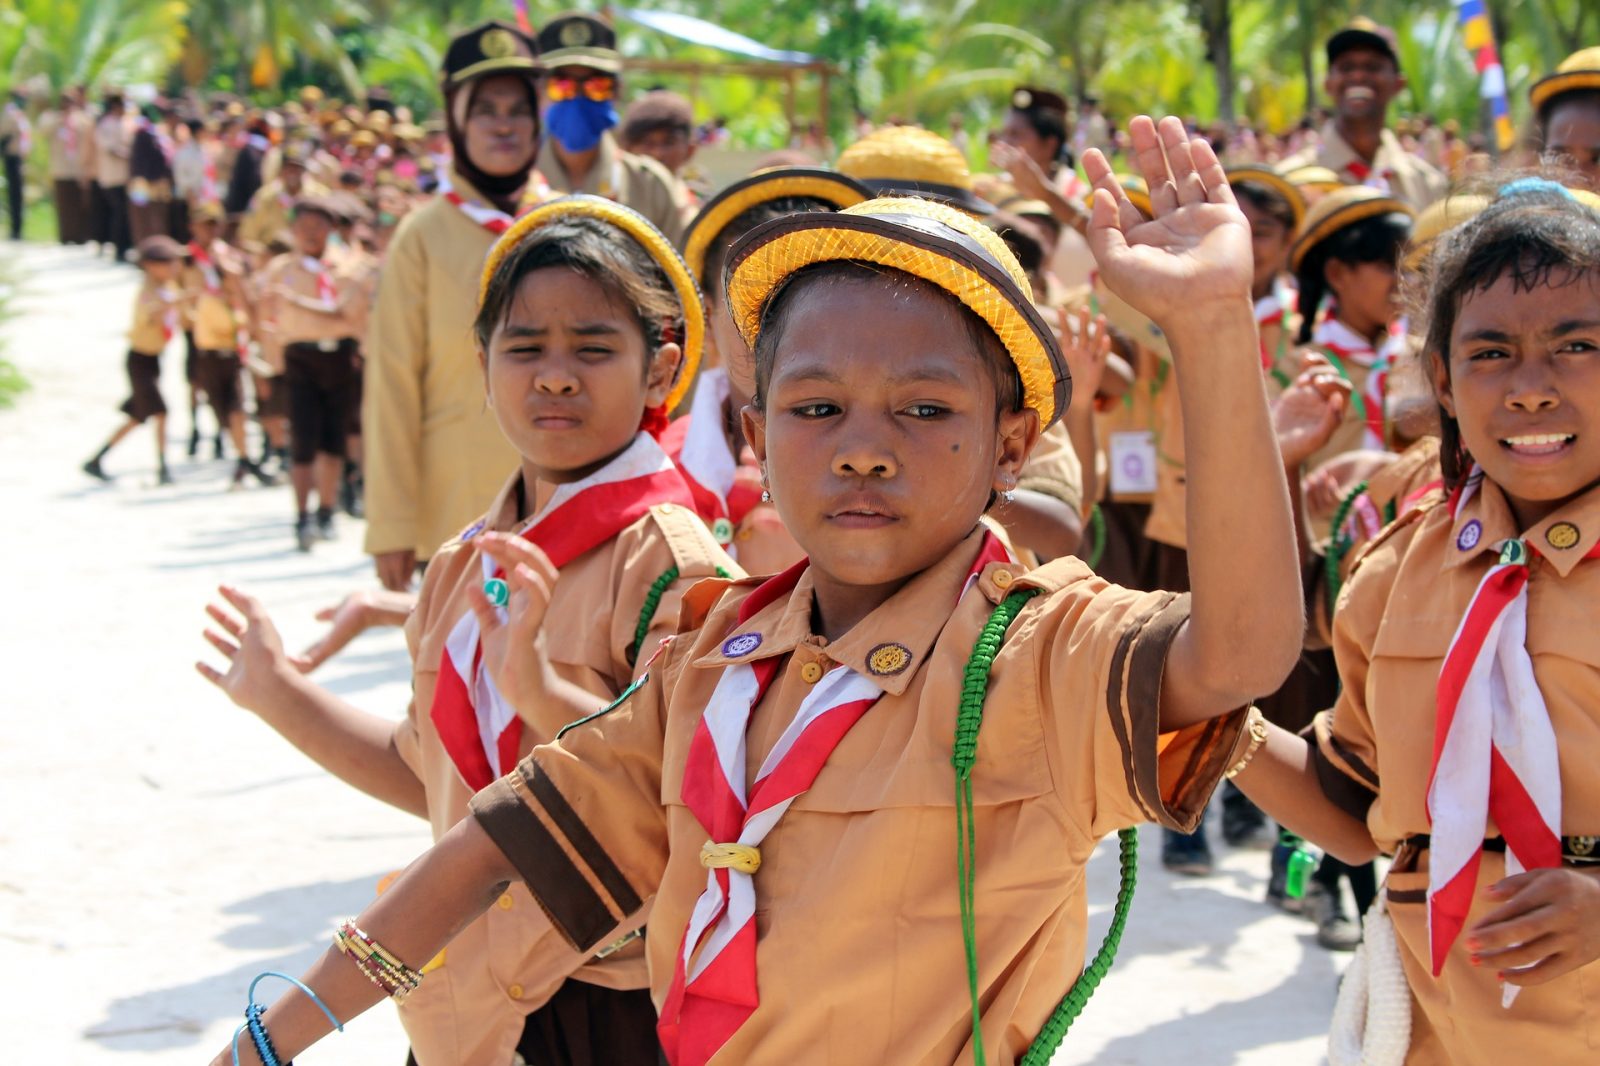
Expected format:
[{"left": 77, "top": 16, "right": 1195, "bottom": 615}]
[{"left": 1452, "top": 0, "right": 1516, "bottom": 152}]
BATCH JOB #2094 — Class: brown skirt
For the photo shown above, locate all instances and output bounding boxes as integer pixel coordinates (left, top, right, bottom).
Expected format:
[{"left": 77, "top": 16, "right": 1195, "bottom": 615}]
[
  {"left": 404, "top": 979, "right": 661, "bottom": 1066},
  {"left": 120, "top": 350, "right": 166, "bottom": 422}
]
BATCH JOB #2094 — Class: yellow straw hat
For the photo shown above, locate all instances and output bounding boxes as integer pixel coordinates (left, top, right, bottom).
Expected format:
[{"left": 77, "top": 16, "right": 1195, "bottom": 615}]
[
  {"left": 837, "top": 126, "right": 995, "bottom": 216},
  {"left": 1290, "top": 185, "right": 1414, "bottom": 274},
  {"left": 1226, "top": 164, "right": 1307, "bottom": 231},
  {"left": 1081, "top": 174, "right": 1153, "bottom": 220},
  {"left": 479, "top": 195, "right": 706, "bottom": 413},
  {"left": 681, "top": 167, "right": 872, "bottom": 284},
  {"left": 724, "top": 196, "right": 1069, "bottom": 426},
  {"left": 1530, "top": 47, "right": 1600, "bottom": 114},
  {"left": 1281, "top": 164, "right": 1346, "bottom": 199},
  {"left": 1402, "top": 192, "right": 1492, "bottom": 270}
]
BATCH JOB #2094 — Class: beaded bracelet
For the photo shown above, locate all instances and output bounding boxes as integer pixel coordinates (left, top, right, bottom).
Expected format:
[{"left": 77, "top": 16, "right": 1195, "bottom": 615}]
[
  {"left": 334, "top": 919, "right": 425, "bottom": 1001},
  {"left": 1224, "top": 707, "right": 1269, "bottom": 780},
  {"left": 231, "top": 971, "right": 344, "bottom": 1066}
]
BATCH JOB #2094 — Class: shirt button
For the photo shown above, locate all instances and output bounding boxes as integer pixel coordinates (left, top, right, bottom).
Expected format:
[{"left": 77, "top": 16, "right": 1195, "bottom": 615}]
[
  {"left": 497, "top": 894, "right": 514, "bottom": 910},
  {"left": 658, "top": 502, "right": 675, "bottom": 514},
  {"left": 508, "top": 984, "right": 525, "bottom": 999},
  {"left": 799, "top": 661, "right": 824, "bottom": 684},
  {"left": 992, "top": 569, "right": 1014, "bottom": 590}
]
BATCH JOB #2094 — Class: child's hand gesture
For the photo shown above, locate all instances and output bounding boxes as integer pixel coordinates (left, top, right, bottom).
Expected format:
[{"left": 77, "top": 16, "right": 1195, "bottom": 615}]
[
  {"left": 469, "top": 533, "right": 561, "bottom": 717},
  {"left": 1273, "top": 368, "right": 1350, "bottom": 469},
  {"left": 1082, "top": 116, "right": 1253, "bottom": 328},
  {"left": 1057, "top": 306, "right": 1112, "bottom": 414},
  {"left": 195, "top": 585, "right": 295, "bottom": 715},
  {"left": 1468, "top": 867, "right": 1600, "bottom": 985}
]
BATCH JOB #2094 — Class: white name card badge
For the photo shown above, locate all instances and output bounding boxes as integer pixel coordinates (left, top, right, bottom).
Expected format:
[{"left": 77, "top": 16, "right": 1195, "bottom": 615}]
[{"left": 1109, "top": 431, "right": 1158, "bottom": 495}]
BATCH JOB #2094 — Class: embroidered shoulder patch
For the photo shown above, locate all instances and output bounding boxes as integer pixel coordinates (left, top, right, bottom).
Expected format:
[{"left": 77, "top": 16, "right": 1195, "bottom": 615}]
[{"left": 866, "top": 642, "right": 912, "bottom": 677}]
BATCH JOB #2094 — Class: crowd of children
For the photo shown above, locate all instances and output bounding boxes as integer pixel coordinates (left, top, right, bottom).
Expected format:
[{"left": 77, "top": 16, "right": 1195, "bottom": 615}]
[{"left": 35, "top": 10, "right": 1600, "bottom": 1066}]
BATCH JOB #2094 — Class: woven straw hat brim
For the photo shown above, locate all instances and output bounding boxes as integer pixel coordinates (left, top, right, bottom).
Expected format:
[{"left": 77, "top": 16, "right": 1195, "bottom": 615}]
[
  {"left": 1226, "top": 165, "right": 1308, "bottom": 231},
  {"left": 724, "top": 201, "right": 1068, "bottom": 426},
  {"left": 1290, "top": 195, "right": 1414, "bottom": 274},
  {"left": 682, "top": 169, "right": 872, "bottom": 282},
  {"left": 478, "top": 195, "right": 705, "bottom": 412}
]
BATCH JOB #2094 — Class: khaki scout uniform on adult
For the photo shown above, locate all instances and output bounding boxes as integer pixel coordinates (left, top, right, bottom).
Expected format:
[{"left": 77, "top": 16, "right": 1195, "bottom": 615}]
[
  {"left": 533, "top": 14, "right": 689, "bottom": 244},
  {"left": 471, "top": 530, "right": 1250, "bottom": 1063},
  {"left": 1276, "top": 19, "right": 1448, "bottom": 212},
  {"left": 395, "top": 473, "right": 733, "bottom": 1065},
  {"left": 362, "top": 21, "right": 550, "bottom": 567},
  {"left": 1313, "top": 480, "right": 1600, "bottom": 1065},
  {"left": 238, "top": 151, "right": 329, "bottom": 249}
]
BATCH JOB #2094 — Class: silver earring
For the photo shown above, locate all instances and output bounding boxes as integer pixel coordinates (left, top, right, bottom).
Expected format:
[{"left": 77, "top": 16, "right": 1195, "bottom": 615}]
[
  {"left": 761, "top": 489, "right": 772, "bottom": 503},
  {"left": 999, "top": 488, "right": 1016, "bottom": 505}
]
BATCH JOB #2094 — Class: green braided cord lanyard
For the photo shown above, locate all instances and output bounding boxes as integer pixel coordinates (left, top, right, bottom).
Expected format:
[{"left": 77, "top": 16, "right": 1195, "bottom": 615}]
[
  {"left": 1314, "top": 347, "right": 1368, "bottom": 425},
  {"left": 626, "top": 566, "right": 732, "bottom": 667},
  {"left": 954, "top": 588, "right": 1139, "bottom": 1065},
  {"left": 1084, "top": 504, "right": 1107, "bottom": 571},
  {"left": 1323, "top": 479, "right": 1369, "bottom": 613}
]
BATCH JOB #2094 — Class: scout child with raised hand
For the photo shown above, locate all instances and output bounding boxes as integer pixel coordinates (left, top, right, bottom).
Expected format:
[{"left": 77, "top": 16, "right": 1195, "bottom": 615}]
[
  {"left": 205, "top": 114, "right": 1303, "bottom": 1066},
  {"left": 1232, "top": 182, "right": 1600, "bottom": 1066},
  {"left": 197, "top": 196, "right": 735, "bottom": 1066},
  {"left": 82, "top": 234, "right": 188, "bottom": 485},
  {"left": 670, "top": 165, "right": 872, "bottom": 573}
]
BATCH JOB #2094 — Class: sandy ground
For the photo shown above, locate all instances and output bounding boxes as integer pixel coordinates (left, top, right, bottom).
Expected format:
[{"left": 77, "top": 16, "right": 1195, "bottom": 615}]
[{"left": 0, "top": 241, "right": 1347, "bottom": 1065}]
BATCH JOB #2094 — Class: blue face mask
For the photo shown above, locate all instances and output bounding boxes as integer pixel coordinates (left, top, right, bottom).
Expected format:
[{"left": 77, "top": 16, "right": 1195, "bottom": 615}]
[{"left": 545, "top": 97, "right": 618, "bottom": 153}]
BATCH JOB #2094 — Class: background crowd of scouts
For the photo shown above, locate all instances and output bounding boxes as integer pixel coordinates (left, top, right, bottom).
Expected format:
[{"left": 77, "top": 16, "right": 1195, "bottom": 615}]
[{"left": 9, "top": 8, "right": 1600, "bottom": 1065}]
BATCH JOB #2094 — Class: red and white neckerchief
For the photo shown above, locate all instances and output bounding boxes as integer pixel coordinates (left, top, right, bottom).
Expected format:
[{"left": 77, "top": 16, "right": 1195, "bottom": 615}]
[
  {"left": 1313, "top": 316, "right": 1391, "bottom": 451},
  {"left": 430, "top": 433, "right": 696, "bottom": 792},
  {"left": 672, "top": 368, "right": 763, "bottom": 552},
  {"left": 301, "top": 256, "right": 338, "bottom": 311},
  {"left": 657, "top": 531, "right": 1013, "bottom": 1066},
  {"left": 443, "top": 176, "right": 552, "bottom": 234},
  {"left": 190, "top": 241, "right": 222, "bottom": 294},
  {"left": 1427, "top": 469, "right": 1589, "bottom": 997},
  {"left": 1254, "top": 279, "right": 1297, "bottom": 372},
  {"left": 1342, "top": 157, "right": 1394, "bottom": 193},
  {"left": 157, "top": 289, "right": 179, "bottom": 344},
  {"left": 200, "top": 153, "right": 219, "bottom": 203}
]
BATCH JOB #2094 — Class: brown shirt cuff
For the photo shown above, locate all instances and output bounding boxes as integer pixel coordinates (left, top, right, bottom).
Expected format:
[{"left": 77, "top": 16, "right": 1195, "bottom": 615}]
[
  {"left": 1308, "top": 711, "right": 1379, "bottom": 823},
  {"left": 469, "top": 760, "right": 642, "bottom": 953}
]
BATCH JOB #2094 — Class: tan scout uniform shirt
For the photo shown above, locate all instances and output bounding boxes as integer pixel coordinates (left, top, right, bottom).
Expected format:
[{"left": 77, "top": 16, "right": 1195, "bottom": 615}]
[
  {"left": 258, "top": 251, "right": 365, "bottom": 346},
  {"left": 39, "top": 110, "right": 93, "bottom": 180},
  {"left": 396, "top": 473, "right": 736, "bottom": 1066},
  {"left": 1278, "top": 123, "right": 1448, "bottom": 212},
  {"left": 362, "top": 168, "right": 519, "bottom": 562},
  {"left": 536, "top": 132, "right": 688, "bottom": 245},
  {"left": 128, "top": 278, "right": 177, "bottom": 355},
  {"left": 95, "top": 113, "right": 131, "bottom": 188},
  {"left": 182, "top": 241, "right": 249, "bottom": 351},
  {"left": 1313, "top": 478, "right": 1600, "bottom": 1065},
  {"left": 237, "top": 176, "right": 330, "bottom": 248},
  {"left": 471, "top": 526, "right": 1251, "bottom": 1064}
]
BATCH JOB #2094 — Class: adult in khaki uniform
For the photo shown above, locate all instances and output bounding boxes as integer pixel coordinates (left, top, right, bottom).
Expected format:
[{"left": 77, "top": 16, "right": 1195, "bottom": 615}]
[
  {"left": 364, "top": 21, "right": 546, "bottom": 589},
  {"left": 38, "top": 90, "right": 94, "bottom": 244},
  {"left": 1276, "top": 19, "right": 1448, "bottom": 212},
  {"left": 532, "top": 13, "right": 689, "bottom": 244},
  {"left": 94, "top": 94, "right": 133, "bottom": 260}
]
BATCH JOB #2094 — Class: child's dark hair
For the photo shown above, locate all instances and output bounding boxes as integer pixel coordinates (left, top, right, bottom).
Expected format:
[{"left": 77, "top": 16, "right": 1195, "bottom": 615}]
[
  {"left": 750, "top": 261, "right": 1023, "bottom": 416},
  {"left": 1415, "top": 182, "right": 1600, "bottom": 488},
  {"left": 701, "top": 197, "right": 839, "bottom": 305},
  {"left": 1294, "top": 212, "right": 1413, "bottom": 343},
  {"left": 1232, "top": 180, "right": 1297, "bottom": 233},
  {"left": 473, "top": 215, "right": 682, "bottom": 363}
]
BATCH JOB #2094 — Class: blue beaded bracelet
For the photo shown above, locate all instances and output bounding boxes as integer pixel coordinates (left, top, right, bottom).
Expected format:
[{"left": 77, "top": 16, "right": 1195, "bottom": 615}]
[{"left": 231, "top": 971, "right": 345, "bottom": 1066}]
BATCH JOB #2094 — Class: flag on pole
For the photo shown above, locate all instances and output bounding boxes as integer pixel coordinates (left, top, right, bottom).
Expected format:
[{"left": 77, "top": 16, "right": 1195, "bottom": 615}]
[
  {"left": 1453, "top": 0, "right": 1516, "bottom": 152},
  {"left": 512, "top": 0, "right": 533, "bottom": 34}
]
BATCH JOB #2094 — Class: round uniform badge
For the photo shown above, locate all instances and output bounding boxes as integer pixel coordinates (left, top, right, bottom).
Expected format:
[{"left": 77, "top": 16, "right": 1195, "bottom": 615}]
[
  {"left": 484, "top": 578, "right": 510, "bottom": 608},
  {"left": 712, "top": 518, "right": 735, "bottom": 545},
  {"left": 480, "top": 28, "right": 518, "bottom": 58},
  {"left": 866, "top": 642, "right": 913, "bottom": 677},
  {"left": 1546, "top": 521, "right": 1580, "bottom": 551},
  {"left": 1456, "top": 519, "right": 1482, "bottom": 552},
  {"left": 722, "top": 632, "right": 763, "bottom": 658},
  {"left": 1012, "top": 89, "right": 1034, "bottom": 109},
  {"left": 560, "top": 19, "right": 593, "bottom": 46}
]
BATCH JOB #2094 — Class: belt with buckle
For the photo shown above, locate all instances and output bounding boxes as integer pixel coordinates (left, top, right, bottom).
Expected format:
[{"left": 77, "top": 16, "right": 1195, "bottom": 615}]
[{"left": 1401, "top": 833, "right": 1600, "bottom": 864}]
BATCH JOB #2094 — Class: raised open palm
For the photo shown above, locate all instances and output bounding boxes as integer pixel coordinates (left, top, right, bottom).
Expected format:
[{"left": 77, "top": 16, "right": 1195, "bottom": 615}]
[{"left": 1084, "top": 116, "right": 1254, "bottom": 325}]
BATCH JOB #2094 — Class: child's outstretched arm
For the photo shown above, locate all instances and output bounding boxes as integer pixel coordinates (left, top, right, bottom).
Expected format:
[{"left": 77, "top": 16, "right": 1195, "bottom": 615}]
[
  {"left": 206, "top": 815, "right": 518, "bottom": 1066},
  {"left": 196, "top": 585, "right": 427, "bottom": 817},
  {"left": 1083, "top": 116, "right": 1301, "bottom": 729}
]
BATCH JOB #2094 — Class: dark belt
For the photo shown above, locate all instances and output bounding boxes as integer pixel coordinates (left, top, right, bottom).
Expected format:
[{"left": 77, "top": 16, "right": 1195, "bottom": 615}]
[
  {"left": 1401, "top": 833, "right": 1600, "bottom": 864},
  {"left": 285, "top": 338, "right": 353, "bottom": 354}
]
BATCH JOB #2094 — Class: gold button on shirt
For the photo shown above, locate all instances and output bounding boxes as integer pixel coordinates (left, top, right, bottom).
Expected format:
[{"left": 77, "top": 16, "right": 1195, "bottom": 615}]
[{"left": 799, "top": 661, "right": 824, "bottom": 684}]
